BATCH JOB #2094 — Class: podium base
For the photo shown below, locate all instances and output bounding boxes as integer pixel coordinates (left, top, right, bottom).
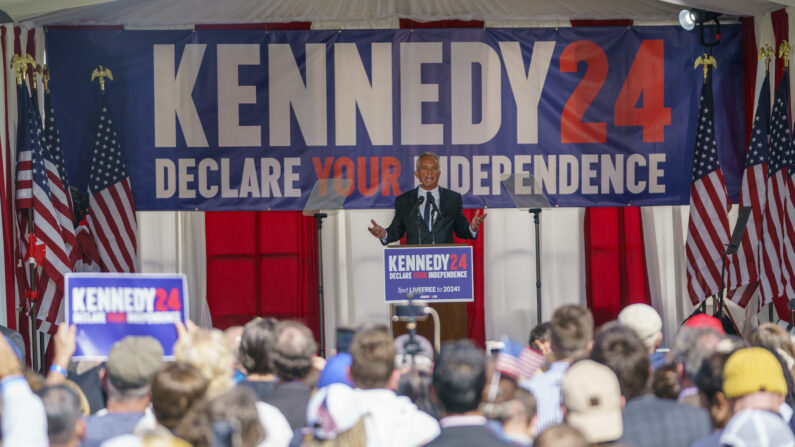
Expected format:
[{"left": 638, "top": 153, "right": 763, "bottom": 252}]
[{"left": 392, "top": 302, "right": 468, "bottom": 344}]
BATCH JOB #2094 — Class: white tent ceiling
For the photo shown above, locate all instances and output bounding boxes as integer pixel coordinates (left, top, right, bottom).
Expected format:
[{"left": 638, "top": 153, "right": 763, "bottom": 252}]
[{"left": 2, "top": 0, "right": 793, "bottom": 26}]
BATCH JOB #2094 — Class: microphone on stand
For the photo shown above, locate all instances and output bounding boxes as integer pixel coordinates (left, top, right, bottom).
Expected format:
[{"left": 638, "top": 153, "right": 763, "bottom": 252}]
[
  {"left": 408, "top": 195, "right": 425, "bottom": 217},
  {"left": 427, "top": 194, "right": 442, "bottom": 223},
  {"left": 409, "top": 195, "right": 424, "bottom": 244},
  {"left": 427, "top": 194, "right": 441, "bottom": 244}
]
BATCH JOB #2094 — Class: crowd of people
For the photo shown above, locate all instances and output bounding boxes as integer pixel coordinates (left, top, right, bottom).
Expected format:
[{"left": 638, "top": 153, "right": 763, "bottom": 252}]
[{"left": 2, "top": 302, "right": 795, "bottom": 447}]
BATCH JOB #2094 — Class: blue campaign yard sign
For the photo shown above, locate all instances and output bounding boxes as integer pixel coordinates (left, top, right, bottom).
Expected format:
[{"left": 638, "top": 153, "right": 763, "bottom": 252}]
[
  {"left": 65, "top": 273, "right": 189, "bottom": 359},
  {"left": 384, "top": 245, "right": 474, "bottom": 302}
]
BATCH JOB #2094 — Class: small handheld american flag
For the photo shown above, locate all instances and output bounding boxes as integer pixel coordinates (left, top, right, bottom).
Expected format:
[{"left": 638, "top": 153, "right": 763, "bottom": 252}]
[{"left": 495, "top": 337, "right": 546, "bottom": 381}]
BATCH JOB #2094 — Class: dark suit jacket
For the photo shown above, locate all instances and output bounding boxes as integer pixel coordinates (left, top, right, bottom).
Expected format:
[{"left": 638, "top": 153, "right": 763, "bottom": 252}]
[
  {"left": 263, "top": 380, "right": 312, "bottom": 430},
  {"left": 383, "top": 187, "right": 475, "bottom": 245},
  {"left": 621, "top": 394, "right": 712, "bottom": 447},
  {"left": 424, "top": 425, "right": 511, "bottom": 447}
]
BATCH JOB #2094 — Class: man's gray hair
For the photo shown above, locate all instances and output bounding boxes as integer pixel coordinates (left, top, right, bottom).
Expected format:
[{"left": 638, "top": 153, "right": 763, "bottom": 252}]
[
  {"left": 415, "top": 152, "right": 440, "bottom": 171},
  {"left": 670, "top": 326, "right": 722, "bottom": 383},
  {"left": 40, "top": 385, "right": 82, "bottom": 445}
]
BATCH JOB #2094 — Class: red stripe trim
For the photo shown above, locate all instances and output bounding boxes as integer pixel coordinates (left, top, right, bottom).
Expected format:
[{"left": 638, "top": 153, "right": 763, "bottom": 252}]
[
  {"left": 570, "top": 19, "right": 633, "bottom": 27},
  {"left": 45, "top": 25, "right": 124, "bottom": 30},
  {"left": 399, "top": 19, "right": 484, "bottom": 29},
  {"left": 195, "top": 22, "right": 312, "bottom": 30}
]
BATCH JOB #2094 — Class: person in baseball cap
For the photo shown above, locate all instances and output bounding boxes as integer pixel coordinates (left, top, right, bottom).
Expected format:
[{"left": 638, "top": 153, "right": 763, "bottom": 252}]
[
  {"left": 83, "top": 336, "right": 164, "bottom": 447},
  {"left": 618, "top": 304, "right": 666, "bottom": 370},
  {"left": 561, "top": 359, "right": 623, "bottom": 444},
  {"left": 723, "top": 347, "right": 788, "bottom": 414},
  {"left": 719, "top": 409, "right": 795, "bottom": 447}
]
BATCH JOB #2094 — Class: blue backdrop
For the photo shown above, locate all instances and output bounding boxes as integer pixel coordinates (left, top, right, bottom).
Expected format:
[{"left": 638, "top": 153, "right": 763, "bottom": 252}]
[{"left": 45, "top": 25, "right": 745, "bottom": 210}]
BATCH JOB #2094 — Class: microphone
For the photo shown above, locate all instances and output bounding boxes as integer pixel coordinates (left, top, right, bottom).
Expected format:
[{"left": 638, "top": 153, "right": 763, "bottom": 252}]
[
  {"left": 427, "top": 194, "right": 442, "bottom": 222},
  {"left": 410, "top": 195, "right": 425, "bottom": 245},
  {"left": 408, "top": 195, "right": 425, "bottom": 218}
]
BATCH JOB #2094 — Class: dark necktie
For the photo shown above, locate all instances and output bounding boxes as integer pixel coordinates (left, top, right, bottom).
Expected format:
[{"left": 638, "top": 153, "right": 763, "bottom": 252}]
[{"left": 424, "top": 192, "right": 432, "bottom": 230}]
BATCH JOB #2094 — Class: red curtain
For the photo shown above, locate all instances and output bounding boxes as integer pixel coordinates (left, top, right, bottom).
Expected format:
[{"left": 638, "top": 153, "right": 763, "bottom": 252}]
[
  {"left": 1, "top": 25, "right": 15, "bottom": 330},
  {"left": 772, "top": 9, "right": 788, "bottom": 90},
  {"left": 584, "top": 208, "right": 651, "bottom": 327},
  {"left": 456, "top": 210, "right": 485, "bottom": 346},
  {"left": 741, "top": 17, "right": 757, "bottom": 147},
  {"left": 204, "top": 211, "right": 320, "bottom": 340}
]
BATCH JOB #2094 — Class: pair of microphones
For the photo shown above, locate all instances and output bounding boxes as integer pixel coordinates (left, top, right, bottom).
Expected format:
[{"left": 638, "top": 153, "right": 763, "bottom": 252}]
[{"left": 408, "top": 194, "right": 442, "bottom": 221}]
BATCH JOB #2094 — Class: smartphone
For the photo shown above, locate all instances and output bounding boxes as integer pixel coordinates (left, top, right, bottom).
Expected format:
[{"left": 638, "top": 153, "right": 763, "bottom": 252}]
[{"left": 335, "top": 327, "right": 355, "bottom": 353}]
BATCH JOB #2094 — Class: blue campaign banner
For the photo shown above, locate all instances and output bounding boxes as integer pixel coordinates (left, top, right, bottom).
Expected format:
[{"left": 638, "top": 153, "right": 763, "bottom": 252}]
[
  {"left": 45, "top": 26, "right": 745, "bottom": 211},
  {"left": 384, "top": 245, "right": 474, "bottom": 302},
  {"left": 65, "top": 273, "right": 189, "bottom": 359}
]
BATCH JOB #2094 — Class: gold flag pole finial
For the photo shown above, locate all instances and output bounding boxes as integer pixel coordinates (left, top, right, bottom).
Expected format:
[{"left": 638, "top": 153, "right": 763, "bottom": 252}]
[
  {"left": 694, "top": 54, "right": 717, "bottom": 82},
  {"left": 30, "top": 64, "right": 42, "bottom": 90},
  {"left": 759, "top": 45, "right": 775, "bottom": 73},
  {"left": 90, "top": 65, "right": 113, "bottom": 94},
  {"left": 10, "top": 53, "right": 35, "bottom": 86},
  {"left": 779, "top": 40, "right": 791, "bottom": 69},
  {"left": 42, "top": 65, "right": 50, "bottom": 93}
]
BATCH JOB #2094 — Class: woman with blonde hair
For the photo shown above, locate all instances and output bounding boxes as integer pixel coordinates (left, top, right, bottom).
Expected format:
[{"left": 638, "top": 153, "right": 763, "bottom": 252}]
[
  {"left": 174, "top": 327, "right": 236, "bottom": 398},
  {"left": 173, "top": 323, "right": 293, "bottom": 447}
]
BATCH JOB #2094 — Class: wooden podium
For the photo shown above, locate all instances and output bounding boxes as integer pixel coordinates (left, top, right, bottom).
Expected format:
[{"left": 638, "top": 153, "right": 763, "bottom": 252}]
[{"left": 387, "top": 244, "right": 471, "bottom": 344}]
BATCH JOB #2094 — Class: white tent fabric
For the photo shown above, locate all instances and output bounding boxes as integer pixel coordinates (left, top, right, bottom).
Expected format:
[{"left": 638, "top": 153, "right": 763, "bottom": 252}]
[{"left": 18, "top": 0, "right": 787, "bottom": 26}]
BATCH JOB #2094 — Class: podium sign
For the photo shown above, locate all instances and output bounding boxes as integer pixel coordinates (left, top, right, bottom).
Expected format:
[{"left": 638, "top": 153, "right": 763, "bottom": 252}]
[
  {"left": 65, "top": 273, "right": 189, "bottom": 359},
  {"left": 384, "top": 245, "right": 474, "bottom": 302}
]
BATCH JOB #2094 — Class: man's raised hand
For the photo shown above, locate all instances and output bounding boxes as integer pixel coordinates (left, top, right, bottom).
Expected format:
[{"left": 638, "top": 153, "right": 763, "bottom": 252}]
[
  {"left": 469, "top": 209, "right": 488, "bottom": 232},
  {"left": 368, "top": 219, "right": 387, "bottom": 239}
]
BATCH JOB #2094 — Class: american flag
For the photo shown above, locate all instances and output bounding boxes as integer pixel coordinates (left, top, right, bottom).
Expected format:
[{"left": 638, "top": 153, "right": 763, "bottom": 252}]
[
  {"left": 14, "top": 85, "right": 72, "bottom": 334},
  {"left": 495, "top": 337, "right": 546, "bottom": 381},
  {"left": 43, "top": 91, "right": 77, "bottom": 261},
  {"left": 686, "top": 77, "right": 731, "bottom": 304},
  {"left": 34, "top": 91, "right": 79, "bottom": 331},
  {"left": 86, "top": 99, "right": 137, "bottom": 272},
  {"left": 727, "top": 73, "right": 770, "bottom": 307},
  {"left": 782, "top": 91, "right": 795, "bottom": 308},
  {"left": 759, "top": 71, "right": 791, "bottom": 313}
]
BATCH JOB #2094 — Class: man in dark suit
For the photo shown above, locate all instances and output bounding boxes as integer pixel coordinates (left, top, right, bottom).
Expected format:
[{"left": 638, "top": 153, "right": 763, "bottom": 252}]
[
  {"left": 425, "top": 340, "right": 511, "bottom": 447},
  {"left": 368, "top": 152, "right": 486, "bottom": 244}
]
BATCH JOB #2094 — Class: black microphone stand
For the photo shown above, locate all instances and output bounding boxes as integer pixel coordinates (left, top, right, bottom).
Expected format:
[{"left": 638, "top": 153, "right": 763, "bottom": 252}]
[
  {"left": 529, "top": 208, "right": 542, "bottom": 325},
  {"left": 314, "top": 213, "right": 327, "bottom": 357},
  {"left": 428, "top": 195, "right": 442, "bottom": 245}
]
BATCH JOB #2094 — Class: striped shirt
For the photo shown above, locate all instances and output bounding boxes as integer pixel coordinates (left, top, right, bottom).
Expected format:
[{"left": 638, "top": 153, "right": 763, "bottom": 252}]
[{"left": 520, "top": 361, "right": 569, "bottom": 434}]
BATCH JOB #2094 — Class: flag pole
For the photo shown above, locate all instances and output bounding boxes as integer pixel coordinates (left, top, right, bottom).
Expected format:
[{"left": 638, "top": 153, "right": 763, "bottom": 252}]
[
  {"left": 29, "top": 61, "right": 47, "bottom": 371},
  {"left": 12, "top": 53, "right": 41, "bottom": 372}
]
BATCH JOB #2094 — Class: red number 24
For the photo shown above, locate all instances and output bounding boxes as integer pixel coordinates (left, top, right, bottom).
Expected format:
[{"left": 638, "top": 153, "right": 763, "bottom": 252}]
[{"left": 560, "top": 39, "right": 671, "bottom": 144}]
